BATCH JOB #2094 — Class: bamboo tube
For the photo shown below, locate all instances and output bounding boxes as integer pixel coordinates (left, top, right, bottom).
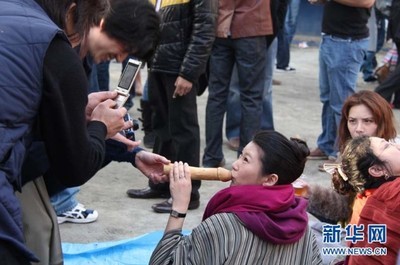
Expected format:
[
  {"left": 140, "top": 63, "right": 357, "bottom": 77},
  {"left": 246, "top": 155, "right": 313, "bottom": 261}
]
[{"left": 163, "top": 164, "right": 232, "bottom": 182}]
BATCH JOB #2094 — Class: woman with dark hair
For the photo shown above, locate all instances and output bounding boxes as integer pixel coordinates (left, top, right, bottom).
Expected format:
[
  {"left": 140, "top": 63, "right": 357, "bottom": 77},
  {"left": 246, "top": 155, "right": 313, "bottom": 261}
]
[{"left": 150, "top": 131, "right": 322, "bottom": 265}]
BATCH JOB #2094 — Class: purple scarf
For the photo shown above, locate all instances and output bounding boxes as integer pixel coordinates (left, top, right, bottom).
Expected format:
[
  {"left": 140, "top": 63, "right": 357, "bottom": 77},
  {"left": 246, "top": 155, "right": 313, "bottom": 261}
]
[{"left": 202, "top": 185, "right": 308, "bottom": 244}]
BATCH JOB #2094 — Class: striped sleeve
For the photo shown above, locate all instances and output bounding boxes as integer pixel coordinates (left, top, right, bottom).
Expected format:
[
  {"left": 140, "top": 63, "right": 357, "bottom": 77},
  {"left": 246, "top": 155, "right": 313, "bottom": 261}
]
[{"left": 149, "top": 213, "right": 322, "bottom": 265}]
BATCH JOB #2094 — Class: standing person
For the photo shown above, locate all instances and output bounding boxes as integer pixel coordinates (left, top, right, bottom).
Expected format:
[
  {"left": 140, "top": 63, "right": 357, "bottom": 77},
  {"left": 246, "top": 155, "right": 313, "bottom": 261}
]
[
  {"left": 225, "top": 0, "right": 288, "bottom": 151},
  {"left": 126, "top": 0, "right": 217, "bottom": 213},
  {"left": 225, "top": 39, "right": 278, "bottom": 151},
  {"left": 1, "top": 0, "right": 163, "bottom": 264},
  {"left": 276, "top": 0, "right": 301, "bottom": 72},
  {"left": 202, "top": 0, "right": 274, "bottom": 169},
  {"left": 308, "top": 0, "right": 372, "bottom": 161},
  {"left": 361, "top": 6, "right": 386, "bottom": 82},
  {"left": 149, "top": 131, "right": 322, "bottom": 265},
  {"left": 49, "top": 0, "right": 159, "bottom": 224},
  {"left": 0, "top": 0, "right": 125, "bottom": 263}
]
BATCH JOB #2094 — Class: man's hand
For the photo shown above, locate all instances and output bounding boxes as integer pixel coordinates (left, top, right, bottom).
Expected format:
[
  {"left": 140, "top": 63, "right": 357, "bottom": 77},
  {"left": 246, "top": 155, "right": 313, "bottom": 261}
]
[
  {"left": 333, "top": 0, "right": 374, "bottom": 8},
  {"left": 111, "top": 133, "right": 141, "bottom": 151},
  {"left": 91, "top": 99, "right": 130, "bottom": 139},
  {"left": 135, "top": 151, "right": 170, "bottom": 183},
  {"left": 308, "top": 0, "right": 326, "bottom": 4},
  {"left": 173, "top": 76, "right": 193, "bottom": 98},
  {"left": 86, "top": 91, "right": 118, "bottom": 121},
  {"left": 309, "top": 0, "right": 375, "bottom": 8}
]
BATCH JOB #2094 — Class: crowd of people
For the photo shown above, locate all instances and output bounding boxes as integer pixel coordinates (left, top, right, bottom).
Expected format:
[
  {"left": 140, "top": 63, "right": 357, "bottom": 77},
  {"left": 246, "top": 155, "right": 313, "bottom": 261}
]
[{"left": 1, "top": 0, "right": 400, "bottom": 264}]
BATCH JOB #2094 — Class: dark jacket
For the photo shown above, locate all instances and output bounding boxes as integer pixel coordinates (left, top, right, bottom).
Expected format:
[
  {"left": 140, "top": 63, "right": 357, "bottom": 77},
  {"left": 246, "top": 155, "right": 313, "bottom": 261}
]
[
  {"left": 149, "top": 0, "right": 217, "bottom": 83},
  {"left": 0, "top": 0, "right": 63, "bottom": 261},
  {"left": 388, "top": 0, "right": 400, "bottom": 44}
]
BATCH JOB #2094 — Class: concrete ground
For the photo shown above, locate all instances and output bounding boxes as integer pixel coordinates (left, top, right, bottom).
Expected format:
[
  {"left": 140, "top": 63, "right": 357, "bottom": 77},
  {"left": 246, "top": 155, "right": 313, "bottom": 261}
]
[{"left": 59, "top": 44, "right": 400, "bottom": 244}]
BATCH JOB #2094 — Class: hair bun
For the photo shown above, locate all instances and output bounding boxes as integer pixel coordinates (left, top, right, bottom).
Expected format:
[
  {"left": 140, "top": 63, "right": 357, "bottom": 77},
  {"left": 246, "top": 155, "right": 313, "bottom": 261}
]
[{"left": 290, "top": 137, "right": 310, "bottom": 159}]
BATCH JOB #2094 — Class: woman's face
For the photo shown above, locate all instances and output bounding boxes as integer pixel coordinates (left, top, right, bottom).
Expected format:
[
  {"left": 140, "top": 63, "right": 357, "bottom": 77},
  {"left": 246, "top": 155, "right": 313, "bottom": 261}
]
[
  {"left": 230, "top": 142, "right": 265, "bottom": 186},
  {"left": 347, "top": 104, "right": 378, "bottom": 139},
  {"left": 370, "top": 137, "right": 400, "bottom": 176}
]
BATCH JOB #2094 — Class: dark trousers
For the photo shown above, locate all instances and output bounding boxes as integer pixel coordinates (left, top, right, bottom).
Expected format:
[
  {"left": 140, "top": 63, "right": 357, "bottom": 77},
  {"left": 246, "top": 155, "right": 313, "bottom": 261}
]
[
  {"left": 148, "top": 72, "right": 201, "bottom": 200},
  {"left": 375, "top": 41, "right": 400, "bottom": 107}
]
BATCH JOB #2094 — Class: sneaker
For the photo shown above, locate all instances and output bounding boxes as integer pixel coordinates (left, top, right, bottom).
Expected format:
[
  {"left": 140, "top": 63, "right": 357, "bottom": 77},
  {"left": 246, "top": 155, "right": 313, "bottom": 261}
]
[
  {"left": 308, "top": 148, "right": 328, "bottom": 160},
  {"left": 57, "top": 203, "right": 98, "bottom": 224},
  {"left": 276, "top": 66, "right": 296, "bottom": 72}
]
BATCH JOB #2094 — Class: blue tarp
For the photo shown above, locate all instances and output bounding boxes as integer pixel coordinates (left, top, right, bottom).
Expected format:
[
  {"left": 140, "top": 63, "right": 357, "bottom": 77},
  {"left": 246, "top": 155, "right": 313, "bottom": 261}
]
[{"left": 62, "top": 230, "right": 189, "bottom": 265}]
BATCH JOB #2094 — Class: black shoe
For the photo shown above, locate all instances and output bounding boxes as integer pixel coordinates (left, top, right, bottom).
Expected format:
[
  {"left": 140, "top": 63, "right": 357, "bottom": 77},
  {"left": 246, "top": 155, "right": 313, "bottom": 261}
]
[
  {"left": 143, "top": 132, "right": 156, "bottom": 149},
  {"left": 364, "top": 75, "right": 377, "bottom": 82},
  {"left": 151, "top": 198, "right": 200, "bottom": 213},
  {"left": 126, "top": 187, "right": 170, "bottom": 199}
]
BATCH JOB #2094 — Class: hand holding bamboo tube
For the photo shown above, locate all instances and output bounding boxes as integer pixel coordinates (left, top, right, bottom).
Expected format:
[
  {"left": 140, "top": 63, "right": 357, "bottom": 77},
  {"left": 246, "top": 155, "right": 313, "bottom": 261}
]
[{"left": 163, "top": 163, "right": 232, "bottom": 182}]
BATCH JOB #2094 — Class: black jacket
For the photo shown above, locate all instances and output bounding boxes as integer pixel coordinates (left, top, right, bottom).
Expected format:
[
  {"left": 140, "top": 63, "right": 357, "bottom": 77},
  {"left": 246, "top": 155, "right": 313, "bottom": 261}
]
[
  {"left": 388, "top": 0, "right": 400, "bottom": 44},
  {"left": 149, "top": 0, "right": 217, "bottom": 83}
]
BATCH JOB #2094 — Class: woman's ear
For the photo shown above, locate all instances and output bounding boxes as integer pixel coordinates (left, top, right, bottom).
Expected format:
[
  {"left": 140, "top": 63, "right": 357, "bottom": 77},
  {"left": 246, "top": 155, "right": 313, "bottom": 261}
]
[
  {"left": 262, "top": 174, "right": 278, "bottom": 186},
  {"left": 368, "top": 165, "right": 387, "bottom": 178}
]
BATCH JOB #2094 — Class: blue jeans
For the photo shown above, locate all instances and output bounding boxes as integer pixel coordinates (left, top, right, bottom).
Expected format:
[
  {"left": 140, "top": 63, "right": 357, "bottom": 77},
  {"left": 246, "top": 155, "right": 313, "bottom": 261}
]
[
  {"left": 361, "top": 51, "right": 377, "bottom": 80},
  {"left": 317, "top": 35, "right": 368, "bottom": 157},
  {"left": 142, "top": 78, "right": 149, "bottom": 101},
  {"left": 361, "top": 16, "right": 386, "bottom": 80},
  {"left": 203, "top": 37, "right": 267, "bottom": 166},
  {"left": 226, "top": 38, "right": 277, "bottom": 140},
  {"left": 50, "top": 187, "right": 79, "bottom": 215},
  {"left": 276, "top": 0, "right": 301, "bottom": 69}
]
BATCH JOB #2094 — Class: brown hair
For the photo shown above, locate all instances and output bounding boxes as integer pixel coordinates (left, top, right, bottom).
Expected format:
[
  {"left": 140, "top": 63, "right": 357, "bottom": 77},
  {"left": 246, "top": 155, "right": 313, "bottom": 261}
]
[
  {"left": 333, "top": 136, "right": 389, "bottom": 196},
  {"left": 338, "top": 90, "right": 396, "bottom": 152}
]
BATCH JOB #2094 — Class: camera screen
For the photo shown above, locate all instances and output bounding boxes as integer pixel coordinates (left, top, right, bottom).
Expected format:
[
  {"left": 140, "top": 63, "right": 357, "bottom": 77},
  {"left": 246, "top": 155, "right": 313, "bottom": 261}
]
[{"left": 118, "top": 63, "right": 139, "bottom": 90}]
